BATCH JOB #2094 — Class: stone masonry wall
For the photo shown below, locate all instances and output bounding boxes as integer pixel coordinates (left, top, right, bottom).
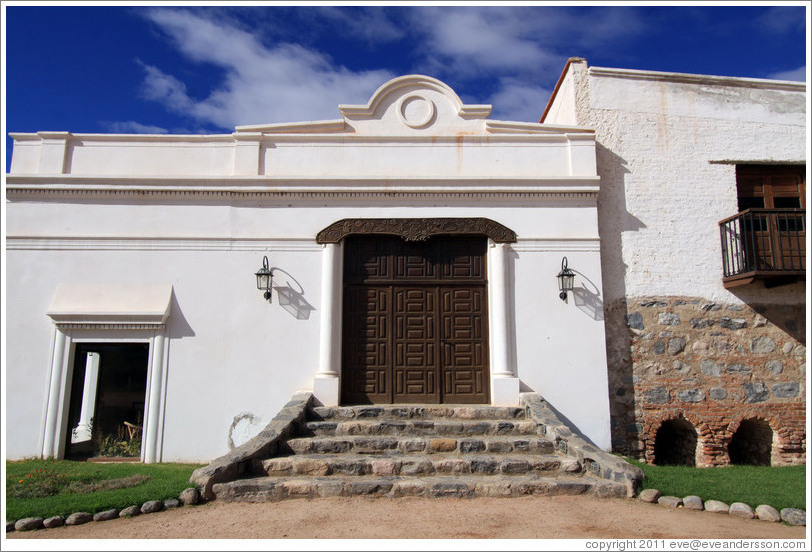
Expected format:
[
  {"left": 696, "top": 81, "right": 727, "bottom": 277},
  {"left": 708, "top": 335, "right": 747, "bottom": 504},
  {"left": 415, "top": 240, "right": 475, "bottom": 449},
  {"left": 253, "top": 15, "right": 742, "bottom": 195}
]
[{"left": 606, "top": 296, "right": 805, "bottom": 467}]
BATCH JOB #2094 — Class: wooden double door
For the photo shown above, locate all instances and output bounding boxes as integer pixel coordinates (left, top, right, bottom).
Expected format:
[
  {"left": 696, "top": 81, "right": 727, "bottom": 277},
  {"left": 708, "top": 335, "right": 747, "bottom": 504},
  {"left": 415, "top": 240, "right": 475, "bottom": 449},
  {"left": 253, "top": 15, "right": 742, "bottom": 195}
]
[{"left": 342, "top": 235, "right": 490, "bottom": 404}]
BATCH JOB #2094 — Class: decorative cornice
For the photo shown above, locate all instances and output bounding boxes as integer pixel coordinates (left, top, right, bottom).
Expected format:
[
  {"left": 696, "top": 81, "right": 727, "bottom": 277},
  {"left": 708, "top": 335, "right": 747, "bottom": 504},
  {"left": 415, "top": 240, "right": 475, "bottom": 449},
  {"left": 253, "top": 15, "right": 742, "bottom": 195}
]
[
  {"left": 5, "top": 175, "right": 600, "bottom": 200},
  {"left": 316, "top": 218, "right": 517, "bottom": 244},
  {"left": 6, "top": 236, "right": 321, "bottom": 252},
  {"left": 57, "top": 323, "right": 166, "bottom": 331}
]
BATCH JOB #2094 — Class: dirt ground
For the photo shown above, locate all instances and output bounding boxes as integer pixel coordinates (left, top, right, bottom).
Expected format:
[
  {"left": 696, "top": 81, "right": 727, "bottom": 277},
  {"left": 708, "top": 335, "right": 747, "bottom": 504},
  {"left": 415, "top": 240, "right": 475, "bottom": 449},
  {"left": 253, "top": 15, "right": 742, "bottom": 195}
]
[{"left": 5, "top": 495, "right": 807, "bottom": 544}]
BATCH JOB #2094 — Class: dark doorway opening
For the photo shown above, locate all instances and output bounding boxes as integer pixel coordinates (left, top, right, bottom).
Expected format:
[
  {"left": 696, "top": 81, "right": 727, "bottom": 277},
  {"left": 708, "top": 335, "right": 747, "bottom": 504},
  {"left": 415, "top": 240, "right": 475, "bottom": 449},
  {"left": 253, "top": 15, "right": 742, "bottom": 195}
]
[
  {"left": 653, "top": 418, "right": 697, "bottom": 466},
  {"left": 728, "top": 419, "right": 773, "bottom": 466},
  {"left": 65, "top": 343, "right": 149, "bottom": 460}
]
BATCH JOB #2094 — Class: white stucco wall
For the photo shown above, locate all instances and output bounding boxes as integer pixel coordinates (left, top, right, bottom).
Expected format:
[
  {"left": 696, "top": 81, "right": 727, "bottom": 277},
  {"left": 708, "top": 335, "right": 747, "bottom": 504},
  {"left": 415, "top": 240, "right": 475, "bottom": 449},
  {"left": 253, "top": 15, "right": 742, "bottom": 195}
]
[
  {"left": 545, "top": 61, "right": 807, "bottom": 305},
  {"left": 5, "top": 75, "right": 612, "bottom": 461}
]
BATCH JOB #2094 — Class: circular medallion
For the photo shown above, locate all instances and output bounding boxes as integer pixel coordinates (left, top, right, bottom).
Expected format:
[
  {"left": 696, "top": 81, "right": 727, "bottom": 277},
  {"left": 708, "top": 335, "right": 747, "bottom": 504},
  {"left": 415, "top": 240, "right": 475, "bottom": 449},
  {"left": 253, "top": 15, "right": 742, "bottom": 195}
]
[{"left": 398, "top": 95, "right": 436, "bottom": 129}]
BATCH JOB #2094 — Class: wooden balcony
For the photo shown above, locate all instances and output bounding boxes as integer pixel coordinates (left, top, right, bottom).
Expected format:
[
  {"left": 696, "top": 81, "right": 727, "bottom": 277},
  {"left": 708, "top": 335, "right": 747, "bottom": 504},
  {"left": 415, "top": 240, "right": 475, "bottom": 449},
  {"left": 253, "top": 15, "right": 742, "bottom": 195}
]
[{"left": 719, "top": 209, "right": 806, "bottom": 288}]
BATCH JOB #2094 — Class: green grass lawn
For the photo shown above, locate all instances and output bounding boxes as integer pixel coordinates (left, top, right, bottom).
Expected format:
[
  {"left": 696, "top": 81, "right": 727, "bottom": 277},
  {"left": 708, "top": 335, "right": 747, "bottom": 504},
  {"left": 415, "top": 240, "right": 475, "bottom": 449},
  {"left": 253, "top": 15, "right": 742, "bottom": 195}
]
[
  {"left": 628, "top": 459, "right": 807, "bottom": 510},
  {"left": 6, "top": 459, "right": 205, "bottom": 521}
]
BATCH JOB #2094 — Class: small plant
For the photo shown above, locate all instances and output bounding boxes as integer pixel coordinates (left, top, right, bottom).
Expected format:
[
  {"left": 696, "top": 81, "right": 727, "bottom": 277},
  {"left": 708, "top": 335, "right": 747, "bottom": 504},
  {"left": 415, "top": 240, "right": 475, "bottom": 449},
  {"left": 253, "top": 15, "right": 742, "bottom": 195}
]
[
  {"left": 8, "top": 464, "right": 73, "bottom": 499},
  {"left": 92, "top": 419, "right": 142, "bottom": 458}
]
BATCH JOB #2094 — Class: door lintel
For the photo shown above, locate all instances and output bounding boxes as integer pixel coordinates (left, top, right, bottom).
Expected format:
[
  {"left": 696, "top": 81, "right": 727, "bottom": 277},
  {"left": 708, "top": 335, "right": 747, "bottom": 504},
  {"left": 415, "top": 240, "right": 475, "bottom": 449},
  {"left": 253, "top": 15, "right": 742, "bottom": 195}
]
[{"left": 316, "top": 218, "right": 517, "bottom": 244}]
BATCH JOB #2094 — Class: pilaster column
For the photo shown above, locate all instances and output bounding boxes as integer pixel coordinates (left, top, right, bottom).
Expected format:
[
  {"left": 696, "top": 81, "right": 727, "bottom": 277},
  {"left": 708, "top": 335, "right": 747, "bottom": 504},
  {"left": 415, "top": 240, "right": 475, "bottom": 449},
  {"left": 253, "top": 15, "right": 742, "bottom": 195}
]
[
  {"left": 71, "top": 352, "right": 100, "bottom": 443},
  {"left": 489, "top": 242, "right": 520, "bottom": 405},
  {"left": 143, "top": 333, "right": 165, "bottom": 463},
  {"left": 42, "top": 327, "right": 68, "bottom": 458},
  {"left": 37, "top": 131, "right": 71, "bottom": 174},
  {"left": 314, "top": 242, "right": 343, "bottom": 405}
]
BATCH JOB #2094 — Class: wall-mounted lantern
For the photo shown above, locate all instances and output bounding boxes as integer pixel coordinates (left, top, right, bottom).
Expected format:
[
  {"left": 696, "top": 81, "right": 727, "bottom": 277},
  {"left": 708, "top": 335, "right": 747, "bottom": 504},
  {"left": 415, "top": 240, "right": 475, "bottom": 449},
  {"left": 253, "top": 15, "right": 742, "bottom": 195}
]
[
  {"left": 255, "top": 256, "right": 274, "bottom": 301},
  {"left": 557, "top": 257, "right": 575, "bottom": 301}
]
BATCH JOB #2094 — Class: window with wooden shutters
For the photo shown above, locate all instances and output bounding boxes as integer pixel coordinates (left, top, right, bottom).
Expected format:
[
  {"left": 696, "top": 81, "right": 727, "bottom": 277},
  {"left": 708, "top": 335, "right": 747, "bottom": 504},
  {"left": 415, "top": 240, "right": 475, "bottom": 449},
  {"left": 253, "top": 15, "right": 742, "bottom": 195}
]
[{"left": 719, "top": 165, "right": 806, "bottom": 287}]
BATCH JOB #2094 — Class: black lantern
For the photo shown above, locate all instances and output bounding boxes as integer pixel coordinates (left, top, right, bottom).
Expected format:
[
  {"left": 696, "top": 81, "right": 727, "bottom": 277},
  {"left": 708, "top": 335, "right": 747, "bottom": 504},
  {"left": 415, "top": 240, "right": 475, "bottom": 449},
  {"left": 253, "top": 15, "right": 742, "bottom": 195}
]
[
  {"left": 557, "top": 257, "right": 575, "bottom": 301},
  {"left": 255, "top": 256, "right": 273, "bottom": 301}
]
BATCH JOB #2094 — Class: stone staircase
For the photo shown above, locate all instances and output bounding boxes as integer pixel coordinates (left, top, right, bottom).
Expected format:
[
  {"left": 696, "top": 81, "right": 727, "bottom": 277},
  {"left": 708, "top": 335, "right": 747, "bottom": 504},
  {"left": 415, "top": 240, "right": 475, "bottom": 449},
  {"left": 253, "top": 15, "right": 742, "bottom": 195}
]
[{"left": 204, "top": 400, "right": 638, "bottom": 502}]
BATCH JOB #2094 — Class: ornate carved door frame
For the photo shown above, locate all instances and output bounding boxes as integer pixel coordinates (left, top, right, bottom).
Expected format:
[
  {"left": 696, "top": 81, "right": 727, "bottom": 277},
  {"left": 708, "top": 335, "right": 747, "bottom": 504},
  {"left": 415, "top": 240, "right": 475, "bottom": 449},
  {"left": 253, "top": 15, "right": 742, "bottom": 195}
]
[{"left": 313, "top": 218, "right": 517, "bottom": 406}]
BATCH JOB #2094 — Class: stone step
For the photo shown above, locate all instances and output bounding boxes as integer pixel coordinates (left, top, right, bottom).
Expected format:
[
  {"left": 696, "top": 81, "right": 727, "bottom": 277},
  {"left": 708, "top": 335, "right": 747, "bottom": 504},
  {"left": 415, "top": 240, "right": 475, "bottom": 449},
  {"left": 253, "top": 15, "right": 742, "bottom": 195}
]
[
  {"left": 308, "top": 405, "right": 526, "bottom": 421},
  {"left": 296, "top": 419, "right": 537, "bottom": 438},
  {"left": 282, "top": 435, "right": 555, "bottom": 455},
  {"left": 212, "top": 474, "right": 627, "bottom": 502},
  {"left": 258, "top": 453, "right": 580, "bottom": 478}
]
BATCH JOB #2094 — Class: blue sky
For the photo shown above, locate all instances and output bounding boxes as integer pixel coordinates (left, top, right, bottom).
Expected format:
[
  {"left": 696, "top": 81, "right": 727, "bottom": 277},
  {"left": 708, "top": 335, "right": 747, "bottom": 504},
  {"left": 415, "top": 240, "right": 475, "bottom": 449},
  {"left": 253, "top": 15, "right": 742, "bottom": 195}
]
[{"left": 3, "top": 3, "right": 808, "bottom": 172}]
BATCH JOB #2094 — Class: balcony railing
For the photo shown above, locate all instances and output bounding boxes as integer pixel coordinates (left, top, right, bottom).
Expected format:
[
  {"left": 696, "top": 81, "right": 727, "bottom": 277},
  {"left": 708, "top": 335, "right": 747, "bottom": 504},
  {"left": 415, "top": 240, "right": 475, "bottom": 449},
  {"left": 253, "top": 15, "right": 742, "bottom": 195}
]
[{"left": 719, "top": 208, "right": 806, "bottom": 287}]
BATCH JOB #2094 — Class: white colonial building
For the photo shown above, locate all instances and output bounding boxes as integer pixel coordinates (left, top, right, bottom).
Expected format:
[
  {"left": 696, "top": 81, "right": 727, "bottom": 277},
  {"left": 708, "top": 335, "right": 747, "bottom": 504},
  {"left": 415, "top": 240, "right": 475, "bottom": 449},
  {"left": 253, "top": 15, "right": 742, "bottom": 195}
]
[
  {"left": 5, "top": 63, "right": 806, "bottom": 468},
  {"left": 5, "top": 75, "right": 611, "bottom": 463}
]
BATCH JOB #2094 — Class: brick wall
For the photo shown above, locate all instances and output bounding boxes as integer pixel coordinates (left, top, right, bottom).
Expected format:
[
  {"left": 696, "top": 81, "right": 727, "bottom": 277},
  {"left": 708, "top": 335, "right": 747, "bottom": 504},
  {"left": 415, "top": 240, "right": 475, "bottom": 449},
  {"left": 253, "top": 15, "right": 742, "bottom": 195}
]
[{"left": 606, "top": 296, "right": 805, "bottom": 466}]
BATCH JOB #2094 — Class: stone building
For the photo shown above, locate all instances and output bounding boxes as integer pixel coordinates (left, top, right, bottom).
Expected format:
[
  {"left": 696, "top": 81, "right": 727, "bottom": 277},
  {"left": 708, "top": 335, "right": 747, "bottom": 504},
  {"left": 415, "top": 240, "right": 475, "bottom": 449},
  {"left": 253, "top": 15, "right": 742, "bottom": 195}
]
[
  {"left": 543, "top": 58, "right": 806, "bottom": 466},
  {"left": 4, "top": 62, "right": 806, "bottom": 469}
]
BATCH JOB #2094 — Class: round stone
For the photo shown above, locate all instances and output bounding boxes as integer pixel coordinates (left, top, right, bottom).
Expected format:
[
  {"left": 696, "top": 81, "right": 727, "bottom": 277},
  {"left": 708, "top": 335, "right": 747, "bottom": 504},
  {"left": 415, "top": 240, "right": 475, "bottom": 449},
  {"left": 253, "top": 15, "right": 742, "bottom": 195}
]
[
  {"left": 93, "top": 509, "right": 119, "bottom": 522},
  {"left": 755, "top": 504, "right": 781, "bottom": 522},
  {"left": 119, "top": 505, "right": 141, "bottom": 517},
  {"left": 705, "top": 500, "right": 730, "bottom": 514},
  {"left": 780, "top": 508, "right": 806, "bottom": 526},
  {"left": 43, "top": 516, "right": 65, "bottom": 529},
  {"left": 14, "top": 517, "right": 44, "bottom": 531},
  {"left": 682, "top": 495, "right": 704, "bottom": 510},
  {"left": 729, "top": 502, "right": 755, "bottom": 519},
  {"left": 657, "top": 495, "right": 682, "bottom": 508},
  {"left": 179, "top": 487, "right": 201, "bottom": 506},
  {"left": 65, "top": 512, "right": 93, "bottom": 526},
  {"left": 638, "top": 488, "right": 661, "bottom": 503},
  {"left": 140, "top": 500, "right": 164, "bottom": 514}
]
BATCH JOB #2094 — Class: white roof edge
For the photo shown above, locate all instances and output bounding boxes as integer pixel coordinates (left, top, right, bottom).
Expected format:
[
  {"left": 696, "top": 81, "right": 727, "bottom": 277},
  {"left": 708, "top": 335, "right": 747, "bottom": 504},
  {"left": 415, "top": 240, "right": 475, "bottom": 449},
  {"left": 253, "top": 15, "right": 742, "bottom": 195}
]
[
  {"left": 589, "top": 66, "right": 807, "bottom": 91},
  {"left": 9, "top": 132, "right": 235, "bottom": 142},
  {"left": 235, "top": 119, "right": 347, "bottom": 133},
  {"left": 486, "top": 120, "right": 594, "bottom": 134}
]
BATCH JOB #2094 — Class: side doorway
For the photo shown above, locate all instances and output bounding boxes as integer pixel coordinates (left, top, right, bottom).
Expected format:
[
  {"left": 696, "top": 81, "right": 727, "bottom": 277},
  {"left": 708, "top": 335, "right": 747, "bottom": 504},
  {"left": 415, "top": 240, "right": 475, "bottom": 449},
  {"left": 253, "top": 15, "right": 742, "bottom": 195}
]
[{"left": 64, "top": 343, "right": 150, "bottom": 460}]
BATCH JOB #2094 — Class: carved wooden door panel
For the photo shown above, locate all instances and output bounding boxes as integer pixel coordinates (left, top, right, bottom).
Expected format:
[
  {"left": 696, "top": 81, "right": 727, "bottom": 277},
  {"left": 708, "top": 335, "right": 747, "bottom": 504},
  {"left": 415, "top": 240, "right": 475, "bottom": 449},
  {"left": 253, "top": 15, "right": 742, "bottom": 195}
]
[
  {"left": 440, "top": 286, "right": 488, "bottom": 403},
  {"left": 393, "top": 287, "right": 439, "bottom": 403},
  {"left": 342, "top": 285, "right": 390, "bottom": 404},
  {"left": 342, "top": 235, "right": 489, "bottom": 404}
]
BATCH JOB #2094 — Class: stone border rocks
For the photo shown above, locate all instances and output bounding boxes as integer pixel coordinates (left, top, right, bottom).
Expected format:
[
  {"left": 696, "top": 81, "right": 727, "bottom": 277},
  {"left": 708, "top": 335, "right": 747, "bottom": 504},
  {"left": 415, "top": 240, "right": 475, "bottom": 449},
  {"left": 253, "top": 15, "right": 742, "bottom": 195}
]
[
  {"left": 638, "top": 488, "right": 805, "bottom": 526},
  {"left": 190, "top": 391, "right": 314, "bottom": 500},
  {"left": 6, "top": 487, "right": 201, "bottom": 534},
  {"left": 520, "top": 393, "right": 644, "bottom": 498}
]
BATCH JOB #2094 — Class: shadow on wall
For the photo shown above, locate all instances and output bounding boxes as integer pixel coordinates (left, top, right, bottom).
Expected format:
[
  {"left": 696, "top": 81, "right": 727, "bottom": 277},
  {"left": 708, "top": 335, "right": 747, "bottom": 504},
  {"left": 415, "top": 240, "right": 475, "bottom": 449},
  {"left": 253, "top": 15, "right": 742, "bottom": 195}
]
[
  {"left": 593, "top": 142, "right": 646, "bottom": 457},
  {"left": 728, "top": 284, "right": 806, "bottom": 346},
  {"left": 506, "top": 247, "right": 520, "bottom": 380},
  {"left": 167, "top": 291, "right": 195, "bottom": 339},
  {"left": 571, "top": 269, "right": 604, "bottom": 321},
  {"left": 270, "top": 267, "right": 316, "bottom": 320}
]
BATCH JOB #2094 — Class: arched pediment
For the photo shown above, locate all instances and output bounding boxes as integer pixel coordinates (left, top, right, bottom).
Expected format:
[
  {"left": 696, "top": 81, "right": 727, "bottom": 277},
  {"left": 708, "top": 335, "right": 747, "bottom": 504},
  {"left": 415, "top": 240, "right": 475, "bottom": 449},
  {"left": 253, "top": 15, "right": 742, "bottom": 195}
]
[{"left": 316, "top": 218, "right": 517, "bottom": 244}]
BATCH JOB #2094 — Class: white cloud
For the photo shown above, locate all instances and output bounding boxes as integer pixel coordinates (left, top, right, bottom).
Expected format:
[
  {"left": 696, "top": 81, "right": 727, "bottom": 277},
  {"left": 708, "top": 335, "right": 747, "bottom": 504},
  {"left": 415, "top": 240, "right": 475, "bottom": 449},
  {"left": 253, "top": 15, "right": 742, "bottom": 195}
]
[
  {"left": 317, "top": 7, "right": 405, "bottom": 44},
  {"left": 767, "top": 66, "right": 806, "bottom": 82},
  {"left": 756, "top": 7, "right": 806, "bottom": 34},
  {"left": 410, "top": 7, "right": 561, "bottom": 78},
  {"left": 488, "top": 79, "right": 552, "bottom": 122},
  {"left": 105, "top": 120, "right": 170, "bottom": 134},
  {"left": 135, "top": 7, "right": 649, "bottom": 129},
  {"left": 139, "top": 8, "right": 394, "bottom": 129}
]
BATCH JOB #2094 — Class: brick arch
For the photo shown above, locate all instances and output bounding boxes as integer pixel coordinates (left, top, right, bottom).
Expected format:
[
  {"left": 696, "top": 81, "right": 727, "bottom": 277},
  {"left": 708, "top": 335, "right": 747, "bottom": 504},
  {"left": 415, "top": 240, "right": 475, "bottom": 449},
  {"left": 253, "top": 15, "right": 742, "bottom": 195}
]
[
  {"left": 642, "top": 410, "right": 711, "bottom": 465},
  {"left": 726, "top": 412, "right": 785, "bottom": 466}
]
